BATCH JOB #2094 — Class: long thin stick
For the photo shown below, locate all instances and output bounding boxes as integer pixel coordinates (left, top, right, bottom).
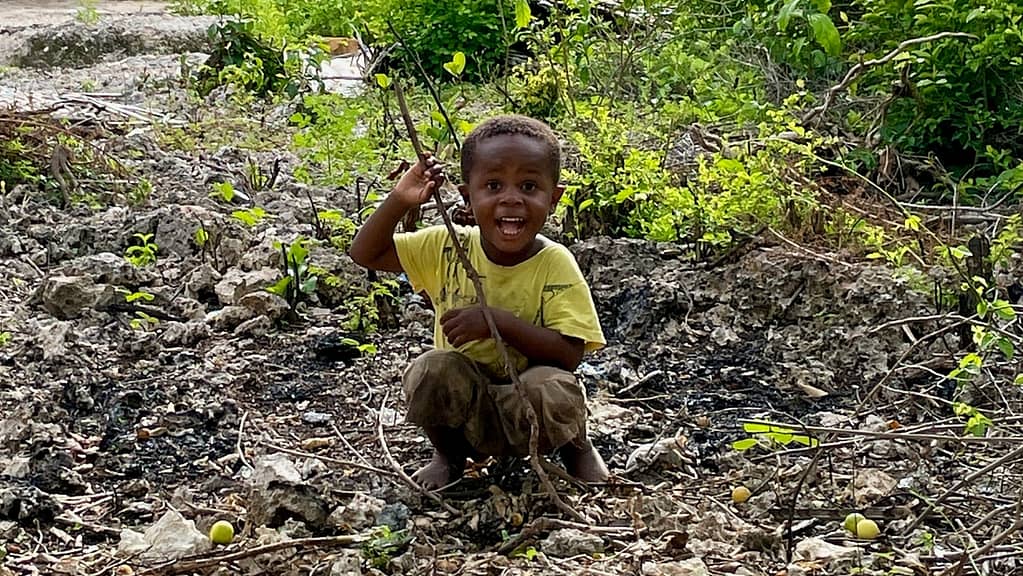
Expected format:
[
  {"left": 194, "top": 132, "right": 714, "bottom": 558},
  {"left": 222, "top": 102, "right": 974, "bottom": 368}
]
[
  {"left": 393, "top": 80, "right": 585, "bottom": 523},
  {"left": 137, "top": 535, "right": 366, "bottom": 575}
]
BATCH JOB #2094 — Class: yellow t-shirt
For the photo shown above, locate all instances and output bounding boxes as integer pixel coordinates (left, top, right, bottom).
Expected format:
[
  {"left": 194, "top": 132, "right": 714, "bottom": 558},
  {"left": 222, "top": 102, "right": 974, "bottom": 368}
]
[{"left": 394, "top": 225, "right": 606, "bottom": 378}]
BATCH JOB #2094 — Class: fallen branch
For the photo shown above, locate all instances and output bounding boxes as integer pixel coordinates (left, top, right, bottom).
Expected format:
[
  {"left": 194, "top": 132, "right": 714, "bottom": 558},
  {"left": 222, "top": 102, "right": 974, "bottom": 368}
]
[
  {"left": 376, "top": 391, "right": 460, "bottom": 515},
  {"left": 903, "top": 444, "right": 1023, "bottom": 535},
  {"left": 802, "top": 32, "right": 976, "bottom": 124},
  {"left": 495, "top": 517, "right": 633, "bottom": 555},
  {"left": 392, "top": 79, "right": 586, "bottom": 523},
  {"left": 136, "top": 534, "right": 367, "bottom": 576}
]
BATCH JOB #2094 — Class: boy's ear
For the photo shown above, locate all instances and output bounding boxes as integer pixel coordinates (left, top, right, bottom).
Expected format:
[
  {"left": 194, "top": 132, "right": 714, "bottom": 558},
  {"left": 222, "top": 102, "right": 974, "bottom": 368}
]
[
  {"left": 549, "top": 184, "right": 566, "bottom": 210},
  {"left": 458, "top": 183, "right": 469, "bottom": 203}
]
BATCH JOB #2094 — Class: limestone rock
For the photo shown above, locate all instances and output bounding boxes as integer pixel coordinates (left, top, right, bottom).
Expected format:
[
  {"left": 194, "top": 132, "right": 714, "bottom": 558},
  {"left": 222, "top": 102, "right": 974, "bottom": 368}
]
[
  {"left": 215, "top": 268, "right": 280, "bottom": 306},
  {"left": 542, "top": 528, "right": 603, "bottom": 558}
]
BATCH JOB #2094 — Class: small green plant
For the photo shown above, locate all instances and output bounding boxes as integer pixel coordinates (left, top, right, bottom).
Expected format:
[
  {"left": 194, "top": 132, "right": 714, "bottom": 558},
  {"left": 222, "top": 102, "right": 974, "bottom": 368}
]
[
  {"left": 732, "top": 421, "right": 819, "bottom": 452},
  {"left": 0, "top": 332, "right": 11, "bottom": 347},
  {"left": 125, "top": 233, "right": 159, "bottom": 267},
  {"left": 231, "top": 206, "right": 270, "bottom": 227},
  {"left": 360, "top": 526, "right": 411, "bottom": 569},
  {"left": 130, "top": 311, "right": 160, "bottom": 331},
  {"left": 317, "top": 209, "right": 357, "bottom": 251},
  {"left": 210, "top": 181, "right": 237, "bottom": 203},
  {"left": 75, "top": 0, "right": 100, "bottom": 25},
  {"left": 341, "top": 337, "right": 378, "bottom": 356},
  {"left": 129, "top": 178, "right": 153, "bottom": 206},
  {"left": 267, "top": 237, "right": 318, "bottom": 313},
  {"left": 343, "top": 279, "right": 399, "bottom": 333}
]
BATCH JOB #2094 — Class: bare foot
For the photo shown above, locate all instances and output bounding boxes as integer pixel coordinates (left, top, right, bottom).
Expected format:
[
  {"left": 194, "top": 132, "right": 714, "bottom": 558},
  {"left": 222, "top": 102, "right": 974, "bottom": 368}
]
[
  {"left": 411, "top": 450, "right": 465, "bottom": 490},
  {"left": 560, "top": 443, "right": 609, "bottom": 483}
]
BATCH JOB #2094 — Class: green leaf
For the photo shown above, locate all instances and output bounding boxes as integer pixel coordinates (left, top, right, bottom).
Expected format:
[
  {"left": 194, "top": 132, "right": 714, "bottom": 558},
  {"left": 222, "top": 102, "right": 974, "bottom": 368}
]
[
  {"left": 375, "top": 73, "right": 391, "bottom": 89},
  {"left": 300, "top": 276, "right": 318, "bottom": 294},
  {"left": 810, "top": 0, "right": 831, "bottom": 13},
  {"left": 742, "top": 422, "right": 774, "bottom": 434},
  {"left": 443, "top": 52, "right": 466, "bottom": 77},
  {"left": 998, "top": 337, "right": 1014, "bottom": 360},
  {"left": 977, "top": 299, "right": 989, "bottom": 318},
  {"left": 267, "top": 276, "right": 292, "bottom": 296},
  {"left": 1014, "top": 374, "right": 1023, "bottom": 386},
  {"left": 732, "top": 438, "right": 758, "bottom": 451},
  {"left": 792, "top": 434, "right": 818, "bottom": 447},
  {"left": 993, "top": 300, "right": 1016, "bottom": 320},
  {"left": 769, "top": 432, "right": 794, "bottom": 445},
  {"left": 515, "top": 0, "right": 532, "bottom": 29},
  {"left": 125, "top": 291, "right": 155, "bottom": 303},
  {"left": 777, "top": 0, "right": 802, "bottom": 31},
  {"left": 578, "top": 198, "right": 595, "bottom": 211},
  {"left": 808, "top": 13, "right": 841, "bottom": 57}
]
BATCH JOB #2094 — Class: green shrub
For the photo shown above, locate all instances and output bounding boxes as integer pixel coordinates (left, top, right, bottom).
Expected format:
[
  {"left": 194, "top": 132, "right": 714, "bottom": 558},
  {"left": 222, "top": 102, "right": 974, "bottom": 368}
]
[
  {"left": 360, "top": 0, "right": 515, "bottom": 81},
  {"left": 848, "top": 0, "right": 1023, "bottom": 171}
]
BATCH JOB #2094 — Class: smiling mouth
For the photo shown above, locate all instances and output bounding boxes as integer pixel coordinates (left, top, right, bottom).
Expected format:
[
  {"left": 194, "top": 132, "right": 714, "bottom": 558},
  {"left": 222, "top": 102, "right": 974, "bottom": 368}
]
[{"left": 497, "top": 217, "right": 526, "bottom": 238}]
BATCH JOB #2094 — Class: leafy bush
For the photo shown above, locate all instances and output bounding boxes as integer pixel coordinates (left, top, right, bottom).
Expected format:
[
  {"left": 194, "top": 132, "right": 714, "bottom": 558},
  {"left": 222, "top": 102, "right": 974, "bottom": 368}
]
[
  {"left": 172, "top": 0, "right": 359, "bottom": 41},
  {"left": 360, "top": 0, "right": 516, "bottom": 81},
  {"left": 195, "top": 20, "right": 327, "bottom": 98},
  {"left": 848, "top": 0, "right": 1023, "bottom": 170}
]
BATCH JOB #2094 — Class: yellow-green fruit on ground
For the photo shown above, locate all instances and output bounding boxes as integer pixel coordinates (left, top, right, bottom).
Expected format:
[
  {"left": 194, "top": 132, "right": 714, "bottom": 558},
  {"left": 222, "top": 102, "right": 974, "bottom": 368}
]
[
  {"left": 731, "top": 486, "right": 751, "bottom": 503},
  {"left": 855, "top": 518, "right": 880, "bottom": 539},
  {"left": 843, "top": 512, "right": 866, "bottom": 534},
  {"left": 209, "top": 520, "right": 235, "bottom": 545}
]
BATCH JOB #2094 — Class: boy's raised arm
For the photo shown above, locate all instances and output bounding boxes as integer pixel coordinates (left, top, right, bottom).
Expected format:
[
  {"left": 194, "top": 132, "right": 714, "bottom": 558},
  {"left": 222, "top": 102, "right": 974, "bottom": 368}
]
[{"left": 349, "top": 155, "right": 445, "bottom": 272}]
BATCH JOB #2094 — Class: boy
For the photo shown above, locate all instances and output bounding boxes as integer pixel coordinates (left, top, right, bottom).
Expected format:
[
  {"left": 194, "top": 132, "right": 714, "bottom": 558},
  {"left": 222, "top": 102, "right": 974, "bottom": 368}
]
[{"left": 350, "top": 115, "right": 609, "bottom": 489}]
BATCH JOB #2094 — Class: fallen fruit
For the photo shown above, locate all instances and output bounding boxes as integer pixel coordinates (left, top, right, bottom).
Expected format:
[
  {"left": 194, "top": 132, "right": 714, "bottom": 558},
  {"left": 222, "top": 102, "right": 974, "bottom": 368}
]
[
  {"left": 731, "top": 485, "right": 751, "bottom": 503},
  {"left": 855, "top": 518, "right": 880, "bottom": 539},
  {"left": 843, "top": 512, "right": 865, "bottom": 534},
  {"left": 209, "top": 520, "right": 234, "bottom": 545}
]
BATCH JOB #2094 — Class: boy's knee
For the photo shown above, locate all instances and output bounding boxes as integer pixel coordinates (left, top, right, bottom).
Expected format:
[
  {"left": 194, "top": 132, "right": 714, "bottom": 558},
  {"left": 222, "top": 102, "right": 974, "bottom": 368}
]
[
  {"left": 402, "top": 350, "right": 481, "bottom": 427},
  {"left": 519, "top": 367, "right": 582, "bottom": 406}
]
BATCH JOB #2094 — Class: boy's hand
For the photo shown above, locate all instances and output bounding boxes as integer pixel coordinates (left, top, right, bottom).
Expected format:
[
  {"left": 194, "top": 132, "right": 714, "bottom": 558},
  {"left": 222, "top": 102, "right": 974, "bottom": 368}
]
[
  {"left": 441, "top": 306, "right": 499, "bottom": 348},
  {"left": 393, "top": 153, "right": 445, "bottom": 207}
]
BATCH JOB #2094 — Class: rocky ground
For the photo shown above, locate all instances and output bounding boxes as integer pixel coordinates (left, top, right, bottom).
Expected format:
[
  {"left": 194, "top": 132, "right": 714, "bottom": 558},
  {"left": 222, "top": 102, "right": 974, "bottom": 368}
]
[{"left": 2, "top": 5, "right": 1023, "bottom": 576}]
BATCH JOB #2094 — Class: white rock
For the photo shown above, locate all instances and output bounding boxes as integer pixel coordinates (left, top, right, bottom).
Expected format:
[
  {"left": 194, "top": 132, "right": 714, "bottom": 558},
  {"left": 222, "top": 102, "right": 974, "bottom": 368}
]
[
  {"left": 215, "top": 268, "right": 279, "bottom": 306},
  {"left": 329, "top": 493, "right": 386, "bottom": 531},
  {"left": 116, "top": 509, "right": 210, "bottom": 562},
  {"left": 238, "top": 291, "right": 289, "bottom": 321},
  {"left": 641, "top": 558, "right": 711, "bottom": 576},
  {"left": 542, "top": 528, "right": 603, "bottom": 558},
  {"left": 794, "top": 537, "right": 855, "bottom": 563},
  {"left": 250, "top": 453, "right": 303, "bottom": 487}
]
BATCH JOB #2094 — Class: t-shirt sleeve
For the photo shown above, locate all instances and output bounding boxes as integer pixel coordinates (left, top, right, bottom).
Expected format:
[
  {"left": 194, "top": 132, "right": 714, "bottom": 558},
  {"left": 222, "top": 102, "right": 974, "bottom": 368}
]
[
  {"left": 540, "top": 245, "right": 607, "bottom": 353},
  {"left": 393, "top": 226, "right": 449, "bottom": 298}
]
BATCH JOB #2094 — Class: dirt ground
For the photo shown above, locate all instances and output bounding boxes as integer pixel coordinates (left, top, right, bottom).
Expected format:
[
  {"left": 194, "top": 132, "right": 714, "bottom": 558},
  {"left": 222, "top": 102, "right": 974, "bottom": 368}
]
[{"left": 2, "top": 5, "right": 1022, "bottom": 576}]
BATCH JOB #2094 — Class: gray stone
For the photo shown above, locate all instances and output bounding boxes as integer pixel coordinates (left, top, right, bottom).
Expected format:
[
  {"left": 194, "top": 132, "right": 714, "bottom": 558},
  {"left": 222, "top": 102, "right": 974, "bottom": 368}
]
[
  {"left": 302, "top": 412, "right": 332, "bottom": 426},
  {"left": 184, "top": 263, "right": 222, "bottom": 300},
  {"left": 215, "top": 268, "right": 280, "bottom": 306},
  {"left": 330, "top": 550, "right": 363, "bottom": 575},
  {"left": 234, "top": 315, "right": 271, "bottom": 337},
  {"left": 238, "top": 291, "right": 289, "bottom": 321},
  {"left": 641, "top": 559, "right": 711, "bottom": 576},
  {"left": 329, "top": 493, "right": 386, "bottom": 531},
  {"left": 39, "top": 275, "right": 114, "bottom": 319},
  {"left": 160, "top": 321, "right": 210, "bottom": 347},
  {"left": 205, "top": 306, "right": 256, "bottom": 332},
  {"left": 64, "top": 252, "right": 149, "bottom": 286},
  {"left": 542, "top": 528, "right": 603, "bottom": 558}
]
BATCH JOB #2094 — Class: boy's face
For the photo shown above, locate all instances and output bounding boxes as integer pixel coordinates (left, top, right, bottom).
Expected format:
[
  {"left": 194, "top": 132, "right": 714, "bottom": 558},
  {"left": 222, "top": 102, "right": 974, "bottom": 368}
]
[{"left": 460, "top": 133, "right": 564, "bottom": 266}]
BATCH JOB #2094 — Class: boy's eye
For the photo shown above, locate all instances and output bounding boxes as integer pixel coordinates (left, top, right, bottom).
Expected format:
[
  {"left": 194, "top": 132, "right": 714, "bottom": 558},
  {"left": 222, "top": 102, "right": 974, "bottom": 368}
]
[
  {"left": 486, "top": 181, "right": 501, "bottom": 191},
  {"left": 521, "top": 181, "right": 537, "bottom": 192}
]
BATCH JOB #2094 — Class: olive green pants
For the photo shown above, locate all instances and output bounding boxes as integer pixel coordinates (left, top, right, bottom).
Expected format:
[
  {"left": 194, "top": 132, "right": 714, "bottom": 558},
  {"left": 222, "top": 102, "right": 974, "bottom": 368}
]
[{"left": 402, "top": 350, "right": 588, "bottom": 457}]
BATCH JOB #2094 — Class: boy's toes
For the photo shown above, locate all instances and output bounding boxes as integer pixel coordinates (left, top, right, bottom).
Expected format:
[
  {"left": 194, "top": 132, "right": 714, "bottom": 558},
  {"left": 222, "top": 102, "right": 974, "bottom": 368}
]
[{"left": 412, "top": 454, "right": 464, "bottom": 490}]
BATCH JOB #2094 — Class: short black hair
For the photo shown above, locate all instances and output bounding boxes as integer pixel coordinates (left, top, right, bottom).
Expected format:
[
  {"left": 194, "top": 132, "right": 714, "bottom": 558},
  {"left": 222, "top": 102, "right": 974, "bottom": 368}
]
[{"left": 460, "top": 114, "right": 560, "bottom": 183}]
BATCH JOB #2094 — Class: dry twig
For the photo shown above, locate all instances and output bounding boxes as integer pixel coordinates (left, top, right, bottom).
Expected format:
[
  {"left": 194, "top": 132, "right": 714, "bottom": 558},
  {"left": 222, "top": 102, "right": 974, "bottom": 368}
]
[
  {"left": 802, "top": 32, "right": 975, "bottom": 124},
  {"left": 376, "top": 391, "right": 460, "bottom": 515},
  {"left": 136, "top": 534, "right": 366, "bottom": 575}
]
